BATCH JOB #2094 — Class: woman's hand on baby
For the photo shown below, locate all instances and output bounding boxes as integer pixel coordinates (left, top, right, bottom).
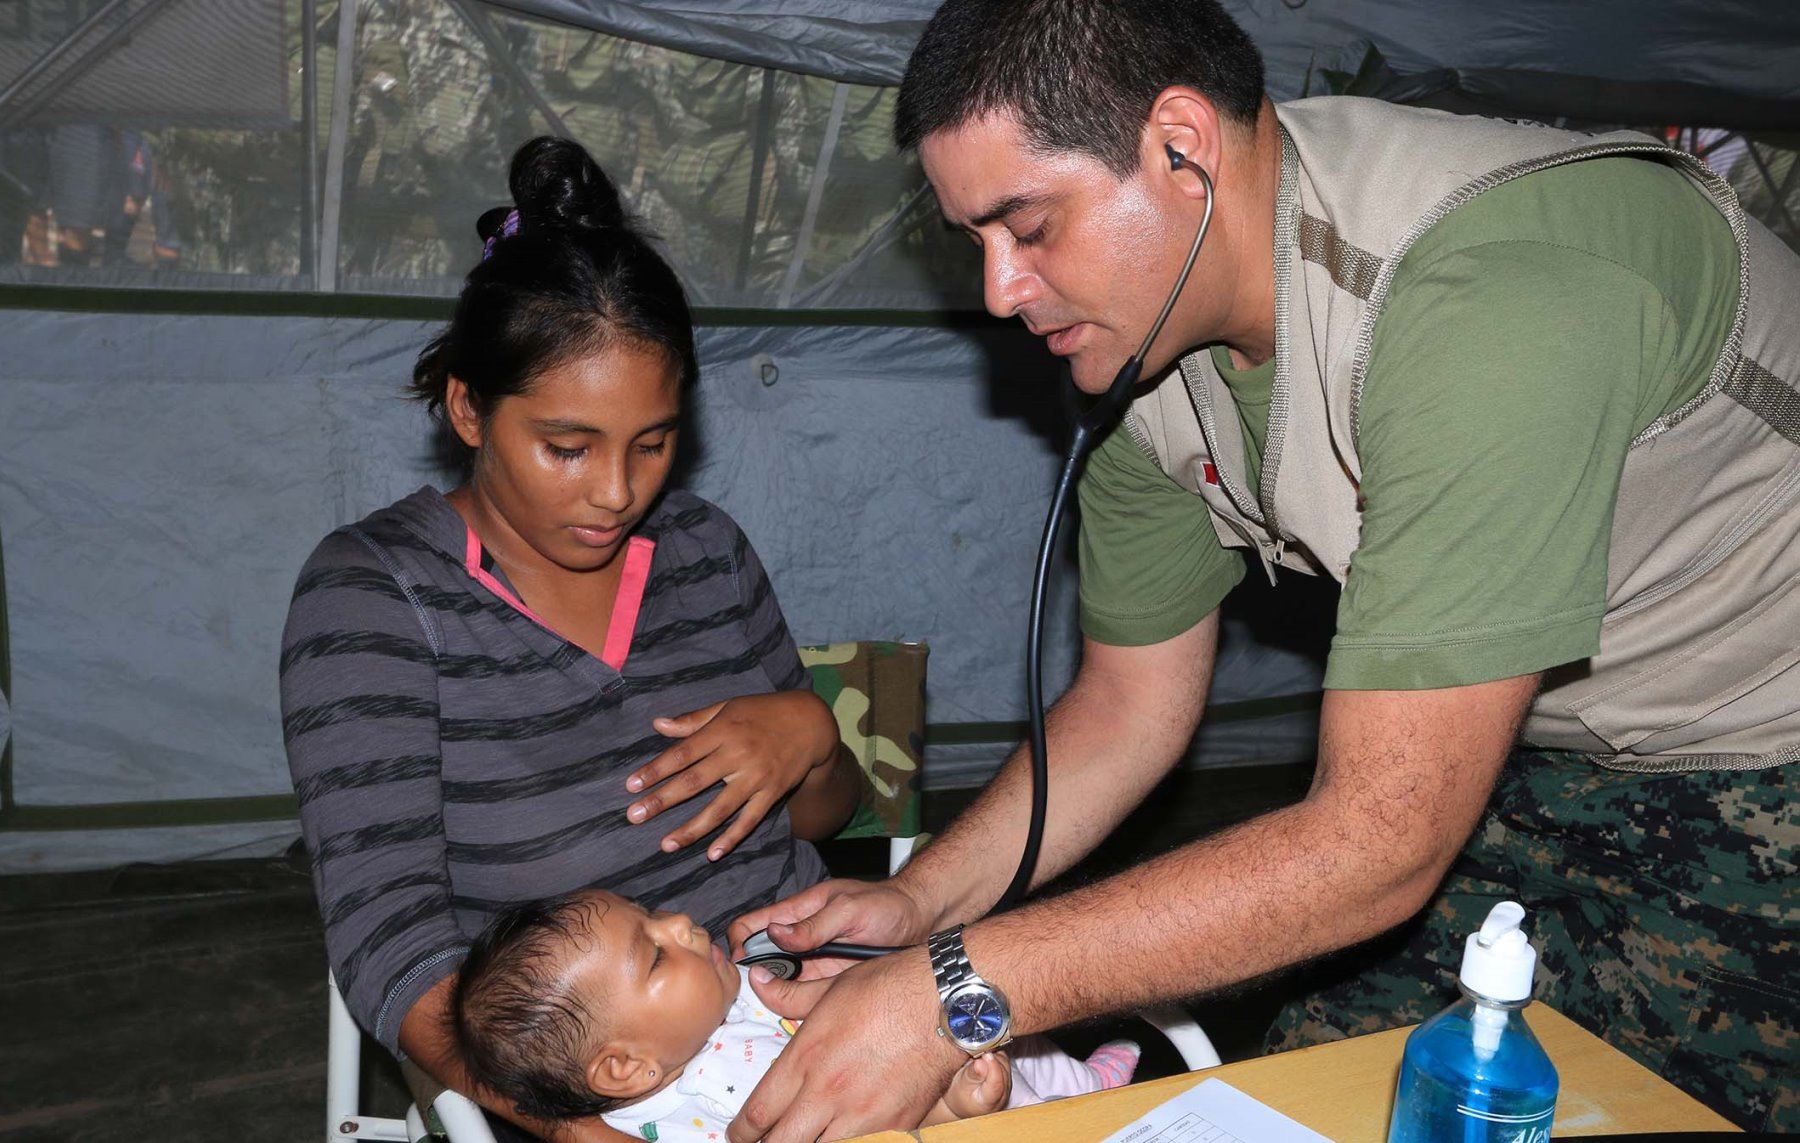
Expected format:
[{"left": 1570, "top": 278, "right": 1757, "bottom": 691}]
[{"left": 626, "top": 690, "right": 838, "bottom": 860}]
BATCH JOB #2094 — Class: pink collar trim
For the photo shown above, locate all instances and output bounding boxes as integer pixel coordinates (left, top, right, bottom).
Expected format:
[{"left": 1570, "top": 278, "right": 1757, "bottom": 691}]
[
  {"left": 601, "top": 536, "right": 656, "bottom": 670},
  {"left": 462, "top": 528, "right": 657, "bottom": 672}
]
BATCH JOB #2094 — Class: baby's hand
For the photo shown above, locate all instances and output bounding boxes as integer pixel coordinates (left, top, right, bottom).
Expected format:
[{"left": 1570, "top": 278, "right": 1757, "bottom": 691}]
[{"left": 935, "top": 1051, "right": 1012, "bottom": 1121}]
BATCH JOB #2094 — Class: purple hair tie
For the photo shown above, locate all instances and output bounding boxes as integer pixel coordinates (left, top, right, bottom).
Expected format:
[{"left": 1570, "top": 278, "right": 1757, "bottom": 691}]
[{"left": 481, "top": 208, "right": 521, "bottom": 261}]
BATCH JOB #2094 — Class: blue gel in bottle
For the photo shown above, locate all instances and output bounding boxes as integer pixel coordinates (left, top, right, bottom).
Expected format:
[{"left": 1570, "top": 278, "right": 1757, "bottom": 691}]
[{"left": 1388, "top": 903, "right": 1558, "bottom": 1143}]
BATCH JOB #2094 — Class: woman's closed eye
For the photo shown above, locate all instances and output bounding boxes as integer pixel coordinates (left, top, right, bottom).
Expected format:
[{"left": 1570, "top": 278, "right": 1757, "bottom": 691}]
[{"left": 545, "top": 442, "right": 587, "bottom": 461}]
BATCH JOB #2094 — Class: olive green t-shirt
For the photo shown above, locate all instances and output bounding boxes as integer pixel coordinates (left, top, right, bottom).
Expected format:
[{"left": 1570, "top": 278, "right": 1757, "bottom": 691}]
[{"left": 1076, "top": 156, "right": 1740, "bottom": 689}]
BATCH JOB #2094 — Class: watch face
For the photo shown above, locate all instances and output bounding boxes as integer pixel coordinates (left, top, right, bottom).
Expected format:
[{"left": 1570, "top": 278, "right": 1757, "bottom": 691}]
[{"left": 945, "top": 983, "right": 1009, "bottom": 1049}]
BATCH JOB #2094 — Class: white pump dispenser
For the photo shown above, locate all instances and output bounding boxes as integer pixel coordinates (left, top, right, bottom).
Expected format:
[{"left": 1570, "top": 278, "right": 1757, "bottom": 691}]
[
  {"left": 1460, "top": 902, "right": 1537, "bottom": 1057},
  {"left": 1461, "top": 901, "right": 1537, "bottom": 1002}
]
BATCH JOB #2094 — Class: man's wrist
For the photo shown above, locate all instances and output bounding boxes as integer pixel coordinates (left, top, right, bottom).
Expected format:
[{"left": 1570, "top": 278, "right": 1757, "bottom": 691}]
[
  {"left": 889, "top": 863, "right": 952, "bottom": 934},
  {"left": 894, "top": 945, "right": 979, "bottom": 1069}
]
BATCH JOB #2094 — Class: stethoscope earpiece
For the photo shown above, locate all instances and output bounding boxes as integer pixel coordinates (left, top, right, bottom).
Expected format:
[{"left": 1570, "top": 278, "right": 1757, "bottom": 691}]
[{"left": 1165, "top": 142, "right": 1187, "bottom": 170}]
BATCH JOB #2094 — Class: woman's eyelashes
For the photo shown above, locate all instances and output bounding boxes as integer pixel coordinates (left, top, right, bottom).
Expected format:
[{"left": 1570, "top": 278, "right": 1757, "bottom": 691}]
[{"left": 542, "top": 437, "right": 668, "bottom": 462}]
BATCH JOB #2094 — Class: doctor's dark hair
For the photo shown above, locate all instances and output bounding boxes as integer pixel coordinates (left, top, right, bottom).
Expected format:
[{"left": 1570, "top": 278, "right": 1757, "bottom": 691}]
[
  {"left": 452, "top": 892, "right": 625, "bottom": 1121},
  {"left": 894, "top": 0, "right": 1265, "bottom": 176},
  {"left": 410, "top": 136, "right": 698, "bottom": 439}
]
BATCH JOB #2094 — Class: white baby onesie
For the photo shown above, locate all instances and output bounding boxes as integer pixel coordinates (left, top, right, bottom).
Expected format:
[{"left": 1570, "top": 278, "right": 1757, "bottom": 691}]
[
  {"left": 601, "top": 967, "right": 795, "bottom": 1143},
  {"left": 599, "top": 966, "right": 1109, "bottom": 1141}
]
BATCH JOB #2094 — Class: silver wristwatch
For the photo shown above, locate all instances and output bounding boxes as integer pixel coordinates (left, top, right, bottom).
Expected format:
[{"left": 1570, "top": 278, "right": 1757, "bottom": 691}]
[{"left": 928, "top": 924, "right": 1013, "bottom": 1056}]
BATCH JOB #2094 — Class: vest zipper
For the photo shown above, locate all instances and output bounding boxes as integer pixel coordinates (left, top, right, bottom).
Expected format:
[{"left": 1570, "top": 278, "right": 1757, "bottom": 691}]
[
  {"left": 1124, "top": 413, "right": 1156, "bottom": 461},
  {"left": 1178, "top": 354, "right": 1266, "bottom": 525},
  {"left": 1257, "top": 128, "right": 1304, "bottom": 547}
]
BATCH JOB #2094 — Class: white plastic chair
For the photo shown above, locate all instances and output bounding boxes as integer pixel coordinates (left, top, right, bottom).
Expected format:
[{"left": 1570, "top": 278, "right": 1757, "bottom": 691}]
[{"left": 326, "top": 973, "right": 496, "bottom": 1143}]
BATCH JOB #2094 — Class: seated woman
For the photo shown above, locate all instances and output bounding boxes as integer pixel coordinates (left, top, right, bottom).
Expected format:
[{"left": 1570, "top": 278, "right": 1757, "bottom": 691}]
[{"left": 280, "top": 136, "right": 859, "bottom": 1142}]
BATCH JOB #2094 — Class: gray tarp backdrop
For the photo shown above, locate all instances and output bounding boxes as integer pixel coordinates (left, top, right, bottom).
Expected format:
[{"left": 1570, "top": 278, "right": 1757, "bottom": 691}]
[
  {"left": 0, "top": 308, "right": 1325, "bottom": 870},
  {"left": 1, "top": 0, "right": 1796, "bottom": 871}
]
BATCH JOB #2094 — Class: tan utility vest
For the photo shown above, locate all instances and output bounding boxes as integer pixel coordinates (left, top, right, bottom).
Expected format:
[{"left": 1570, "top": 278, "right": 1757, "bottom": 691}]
[{"left": 1127, "top": 97, "right": 1800, "bottom": 772}]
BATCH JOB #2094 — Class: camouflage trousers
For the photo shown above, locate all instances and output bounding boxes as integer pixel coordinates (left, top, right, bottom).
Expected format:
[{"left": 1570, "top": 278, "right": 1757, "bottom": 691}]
[{"left": 1267, "top": 749, "right": 1798, "bottom": 1132}]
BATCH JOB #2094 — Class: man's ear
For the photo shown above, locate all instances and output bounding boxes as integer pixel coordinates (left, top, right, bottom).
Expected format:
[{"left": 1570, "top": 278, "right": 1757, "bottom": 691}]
[
  {"left": 444, "top": 375, "right": 485, "bottom": 451},
  {"left": 587, "top": 1043, "right": 661, "bottom": 1100},
  {"left": 1145, "top": 85, "right": 1224, "bottom": 201}
]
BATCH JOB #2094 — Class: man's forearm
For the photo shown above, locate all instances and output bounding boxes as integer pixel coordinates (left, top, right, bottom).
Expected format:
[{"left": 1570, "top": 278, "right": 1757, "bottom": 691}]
[
  {"left": 896, "top": 615, "right": 1219, "bottom": 928},
  {"left": 967, "top": 796, "right": 1440, "bottom": 1032},
  {"left": 961, "top": 676, "right": 1536, "bottom": 1034}
]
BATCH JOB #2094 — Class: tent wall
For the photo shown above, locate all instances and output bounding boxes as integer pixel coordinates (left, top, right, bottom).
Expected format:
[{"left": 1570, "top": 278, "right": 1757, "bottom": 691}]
[{"left": 0, "top": 305, "right": 1324, "bottom": 872}]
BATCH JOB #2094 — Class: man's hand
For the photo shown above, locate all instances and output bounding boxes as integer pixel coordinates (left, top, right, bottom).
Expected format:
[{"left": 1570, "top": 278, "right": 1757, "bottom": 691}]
[
  {"left": 729, "top": 877, "right": 936, "bottom": 982},
  {"left": 728, "top": 949, "right": 964, "bottom": 1143}
]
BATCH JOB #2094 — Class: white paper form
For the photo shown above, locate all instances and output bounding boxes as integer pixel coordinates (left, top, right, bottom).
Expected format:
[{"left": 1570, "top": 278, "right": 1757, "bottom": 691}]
[{"left": 1098, "top": 1078, "right": 1335, "bottom": 1143}]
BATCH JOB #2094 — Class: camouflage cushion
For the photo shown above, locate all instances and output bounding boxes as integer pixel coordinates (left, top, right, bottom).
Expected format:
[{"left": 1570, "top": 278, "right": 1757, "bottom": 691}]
[{"left": 799, "top": 642, "right": 926, "bottom": 841}]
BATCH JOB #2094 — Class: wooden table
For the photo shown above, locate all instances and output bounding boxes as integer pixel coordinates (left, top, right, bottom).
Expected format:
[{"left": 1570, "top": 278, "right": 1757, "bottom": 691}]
[{"left": 853, "top": 1006, "right": 1738, "bottom": 1141}]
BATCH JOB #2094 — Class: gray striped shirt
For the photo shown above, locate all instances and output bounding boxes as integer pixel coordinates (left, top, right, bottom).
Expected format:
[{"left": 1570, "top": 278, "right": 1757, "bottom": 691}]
[{"left": 280, "top": 488, "right": 825, "bottom": 1053}]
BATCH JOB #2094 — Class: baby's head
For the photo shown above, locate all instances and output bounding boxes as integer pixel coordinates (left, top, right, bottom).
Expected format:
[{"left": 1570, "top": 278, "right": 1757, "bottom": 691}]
[{"left": 453, "top": 888, "right": 740, "bottom": 1119}]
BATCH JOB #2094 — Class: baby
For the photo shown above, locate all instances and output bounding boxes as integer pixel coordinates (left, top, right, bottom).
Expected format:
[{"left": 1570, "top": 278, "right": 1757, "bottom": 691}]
[{"left": 452, "top": 889, "right": 1138, "bottom": 1141}]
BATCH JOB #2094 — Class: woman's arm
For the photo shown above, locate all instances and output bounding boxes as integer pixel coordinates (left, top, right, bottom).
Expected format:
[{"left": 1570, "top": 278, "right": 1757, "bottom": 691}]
[
  {"left": 782, "top": 712, "right": 860, "bottom": 841},
  {"left": 281, "top": 533, "right": 470, "bottom": 1055}
]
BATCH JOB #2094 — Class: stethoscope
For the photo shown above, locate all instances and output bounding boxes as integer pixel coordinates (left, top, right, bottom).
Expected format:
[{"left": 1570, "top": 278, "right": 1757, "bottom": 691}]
[{"left": 740, "top": 144, "right": 1216, "bottom": 980}]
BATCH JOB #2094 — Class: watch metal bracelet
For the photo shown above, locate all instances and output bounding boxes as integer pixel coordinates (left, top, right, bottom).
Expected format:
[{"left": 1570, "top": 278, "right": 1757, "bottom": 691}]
[{"left": 929, "top": 924, "right": 975, "bottom": 996}]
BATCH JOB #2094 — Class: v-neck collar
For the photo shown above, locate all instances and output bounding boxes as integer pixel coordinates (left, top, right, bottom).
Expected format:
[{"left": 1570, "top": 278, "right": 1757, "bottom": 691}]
[{"left": 463, "top": 526, "right": 658, "bottom": 672}]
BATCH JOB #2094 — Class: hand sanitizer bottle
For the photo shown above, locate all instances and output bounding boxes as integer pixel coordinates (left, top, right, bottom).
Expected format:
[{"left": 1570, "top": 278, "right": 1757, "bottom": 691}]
[{"left": 1387, "top": 902, "right": 1558, "bottom": 1143}]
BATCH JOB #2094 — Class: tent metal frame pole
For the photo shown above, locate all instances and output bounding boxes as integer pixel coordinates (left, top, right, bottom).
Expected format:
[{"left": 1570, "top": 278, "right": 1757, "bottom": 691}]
[
  {"left": 446, "top": 0, "right": 573, "bottom": 139},
  {"left": 0, "top": 0, "right": 180, "bottom": 131},
  {"left": 1745, "top": 141, "right": 1799, "bottom": 238},
  {"left": 300, "top": 0, "right": 320, "bottom": 288},
  {"left": 317, "top": 0, "right": 359, "bottom": 292},
  {"left": 776, "top": 81, "right": 849, "bottom": 308},
  {"left": 0, "top": 0, "right": 131, "bottom": 116},
  {"left": 734, "top": 69, "right": 778, "bottom": 292},
  {"left": 798, "top": 179, "right": 934, "bottom": 308}
]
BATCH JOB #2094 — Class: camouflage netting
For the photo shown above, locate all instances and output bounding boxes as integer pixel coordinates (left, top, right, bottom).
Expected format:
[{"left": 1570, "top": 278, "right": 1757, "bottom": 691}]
[{"left": 0, "top": 0, "right": 1793, "bottom": 304}]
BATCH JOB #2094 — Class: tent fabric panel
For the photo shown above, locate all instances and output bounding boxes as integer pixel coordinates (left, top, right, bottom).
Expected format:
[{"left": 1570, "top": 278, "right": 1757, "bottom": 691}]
[
  {"left": 0, "top": 0, "right": 287, "bottom": 129},
  {"left": 0, "top": 306, "right": 1326, "bottom": 869},
  {"left": 0, "top": 819, "right": 300, "bottom": 871},
  {"left": 495, "top": 0, "right": 935, "bottom": 86}
]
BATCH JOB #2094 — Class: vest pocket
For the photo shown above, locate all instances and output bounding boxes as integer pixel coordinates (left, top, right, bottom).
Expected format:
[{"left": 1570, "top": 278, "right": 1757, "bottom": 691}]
[{"left": 1569, "top": 570, "right": 1800, "bottom": 755}]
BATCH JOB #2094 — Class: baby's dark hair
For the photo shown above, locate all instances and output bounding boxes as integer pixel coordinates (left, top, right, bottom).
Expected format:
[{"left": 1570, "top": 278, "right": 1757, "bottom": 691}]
[
  {"left": 452, "top": 892, "right": 623, "bottom": 1121},
  {"left": 410, "top": 136, "right": 698, "bottom": 449}
]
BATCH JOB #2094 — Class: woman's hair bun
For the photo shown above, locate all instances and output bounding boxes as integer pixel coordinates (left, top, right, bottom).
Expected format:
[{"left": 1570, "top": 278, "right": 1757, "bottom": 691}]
[
  {"left": 507, "top": 135, "right": 627, "bottom": 235},
  {"left": 474, "top": 205, "right": 514, "bottom": 243}
]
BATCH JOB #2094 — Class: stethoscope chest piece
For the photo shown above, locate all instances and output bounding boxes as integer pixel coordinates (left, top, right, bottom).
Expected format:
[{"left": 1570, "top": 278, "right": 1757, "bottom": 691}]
[{"left": 736, "top": 930, "right": 805, "bottom": 979}]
